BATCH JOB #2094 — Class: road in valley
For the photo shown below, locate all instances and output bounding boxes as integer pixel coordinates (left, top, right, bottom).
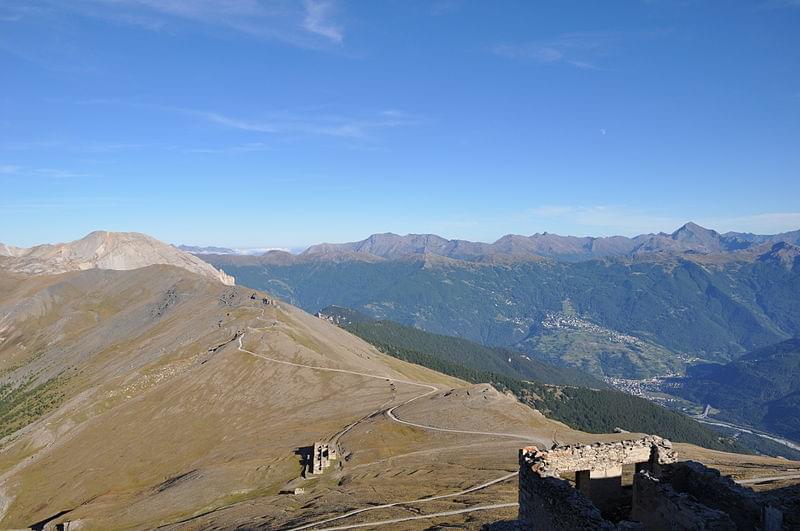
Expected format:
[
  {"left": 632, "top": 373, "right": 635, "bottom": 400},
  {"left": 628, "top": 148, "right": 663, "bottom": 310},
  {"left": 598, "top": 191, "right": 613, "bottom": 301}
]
[{"left": 692, "top": 416, "right": 800, "bottom": 453}]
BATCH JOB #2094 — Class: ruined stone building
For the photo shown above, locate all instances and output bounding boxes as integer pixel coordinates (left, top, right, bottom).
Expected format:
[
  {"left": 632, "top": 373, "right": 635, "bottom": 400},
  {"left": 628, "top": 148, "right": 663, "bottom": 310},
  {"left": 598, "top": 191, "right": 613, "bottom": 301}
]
[
  {"left": 308, "top": 442, "right": 337, "bottom": 476},
  {"left": 518, "top": 435, "right": 798, "bottom": 530}
]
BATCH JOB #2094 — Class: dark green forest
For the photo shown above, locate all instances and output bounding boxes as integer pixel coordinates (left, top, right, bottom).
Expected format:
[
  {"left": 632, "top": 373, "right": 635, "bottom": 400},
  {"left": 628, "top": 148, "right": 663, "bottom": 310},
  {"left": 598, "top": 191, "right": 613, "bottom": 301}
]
[{"left": 337, "top": 317, "right": 747, "bottom": 454}]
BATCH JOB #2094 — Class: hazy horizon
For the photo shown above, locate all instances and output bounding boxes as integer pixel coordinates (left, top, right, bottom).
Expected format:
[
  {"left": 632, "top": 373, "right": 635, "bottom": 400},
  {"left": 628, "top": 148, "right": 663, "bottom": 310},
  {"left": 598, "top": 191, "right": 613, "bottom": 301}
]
[{"left": 4, "top": 219, "right": 800, "bottom": 252}]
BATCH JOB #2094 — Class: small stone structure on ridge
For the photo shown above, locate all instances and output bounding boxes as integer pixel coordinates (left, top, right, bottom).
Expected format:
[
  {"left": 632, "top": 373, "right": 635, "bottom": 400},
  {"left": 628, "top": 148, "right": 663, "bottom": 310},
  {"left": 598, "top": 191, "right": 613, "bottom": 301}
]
[
  {"left": 308, "top": 442, "right": 337, "bottom": 475},
  {"left": 519, "top": 435, "right": 795, "bottom": 530}
]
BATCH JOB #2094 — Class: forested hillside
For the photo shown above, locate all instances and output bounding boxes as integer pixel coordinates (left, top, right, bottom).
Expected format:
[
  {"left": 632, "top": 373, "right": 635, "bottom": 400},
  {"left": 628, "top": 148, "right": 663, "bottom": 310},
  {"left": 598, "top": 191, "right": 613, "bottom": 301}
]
[
  {"left": 322, "top": 309, "right": 748, "bottom": 454},
  {"left": 320, "top": 306, "right": 604, "bottom": 388},
  {"left": 675, "top": 338, "right": 800, "bottom": 441},
  {"left": 206, "top": 253, "right": 800, "bottom": 377}
]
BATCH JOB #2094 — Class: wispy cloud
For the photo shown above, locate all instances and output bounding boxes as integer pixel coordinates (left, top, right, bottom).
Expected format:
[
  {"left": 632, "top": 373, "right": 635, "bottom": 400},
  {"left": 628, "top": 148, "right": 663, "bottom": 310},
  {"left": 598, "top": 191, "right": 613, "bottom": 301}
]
[
  {"left": 493, "top": 32, "right": 617, "bottom": 70},
  {"left": 78, "top": 99, "right": 423, "bottom": 141},
  {"left": 0, "top": 140, "right": 151, "bottom": 153},
  {"left": 522, "top": 205, "right": 800, "bottom": 236},
  {"left": 0, "top": 164, "right": 93, "bottom": 179},
  {"left": 192, "top": 108, "right": 420, "bottom": 139},
  {"left": 5, "top": 0, "right": 349, "bottom": 49},
  {"left": 524, "top": 205, "right": 684, "bottom": 235},
  {"left": 429, "top": 0, "right": 463, "bottom": 16},
  {"left": 765, "top": 0, "right": 800, "bottom": 8},
  {"left": 0, "top": 196, "right": 126, "bottom": 213},
  {"left": 302, "top": 0, "right": 343, "bottom": 43},
  {"left": 182, "top": 142, "right": 272, "bottom": 154},
  {"left": 703, "top": 212, "right": 800, "bottom": 234},
  {"left": 0, "top": 164, "right": 21, "bottom": 174}
]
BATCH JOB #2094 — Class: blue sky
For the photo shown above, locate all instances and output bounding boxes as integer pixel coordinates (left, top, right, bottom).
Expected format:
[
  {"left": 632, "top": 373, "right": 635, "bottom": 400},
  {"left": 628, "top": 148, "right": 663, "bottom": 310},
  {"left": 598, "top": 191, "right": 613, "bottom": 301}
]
[{"left": 2, "top": 0, "right": 799, "bottom": 249}]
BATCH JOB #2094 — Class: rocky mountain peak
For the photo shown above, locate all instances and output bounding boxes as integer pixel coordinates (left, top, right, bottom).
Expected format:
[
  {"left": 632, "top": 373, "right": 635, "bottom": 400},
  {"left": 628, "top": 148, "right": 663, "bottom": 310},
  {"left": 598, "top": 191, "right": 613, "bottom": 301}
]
[
  {"left": 0, "top": 231, "right": 235, "bottom": 285},
  {"left": 671, "top": 222, "right": 720, "bottom": 244}
]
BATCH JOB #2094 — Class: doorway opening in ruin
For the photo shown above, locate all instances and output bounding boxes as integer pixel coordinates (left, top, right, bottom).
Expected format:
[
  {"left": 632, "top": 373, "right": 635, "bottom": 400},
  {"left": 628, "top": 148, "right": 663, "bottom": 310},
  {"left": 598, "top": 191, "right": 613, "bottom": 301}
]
[{"left": 569, "top": 461, "right": 651, "bottom": 522}]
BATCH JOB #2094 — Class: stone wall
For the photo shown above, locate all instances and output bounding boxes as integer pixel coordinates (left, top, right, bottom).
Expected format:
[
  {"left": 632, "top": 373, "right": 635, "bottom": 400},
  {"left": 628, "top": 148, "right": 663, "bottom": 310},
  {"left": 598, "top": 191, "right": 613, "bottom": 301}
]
[
  {"left": 518, "top": 458, "right": 617, "bottom": 530},
  {"left": 521, "top": 435, "right": 677, "bottom": 479},
  {"left": 662, "top": 460, "right": 762, "bottom": 529},
  {"left": 518, "top": 436, "right": 794, "bottom": 530},
  {"left": 630, "top": 470, "right": 736, "bottom": 530}
]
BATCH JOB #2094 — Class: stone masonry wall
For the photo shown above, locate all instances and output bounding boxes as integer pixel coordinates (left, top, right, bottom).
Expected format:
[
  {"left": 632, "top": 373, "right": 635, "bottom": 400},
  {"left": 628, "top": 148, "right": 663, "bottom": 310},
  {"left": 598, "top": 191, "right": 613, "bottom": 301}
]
[
  {"left": 522, "top": 435, "right": 677, "bottom": 478},
  {"left": 518, "top": 455, "right": 617, "bottom": 530},
  {"left": 518, "top": 435, "right": 794, "bottom": 530},
  {"left": 630, "top": 470, "right": 737, "bottom": 530},
  {"left": 663, "top": 461, "right": 774, "bottom": 530}
]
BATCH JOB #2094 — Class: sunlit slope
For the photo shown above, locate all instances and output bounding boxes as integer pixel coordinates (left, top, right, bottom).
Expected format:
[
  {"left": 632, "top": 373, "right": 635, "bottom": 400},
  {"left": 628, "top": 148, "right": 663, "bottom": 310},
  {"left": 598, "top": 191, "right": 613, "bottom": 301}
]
[
  {"left": 0, "top": 266, "right": 796, "bottom": 530},
  {"left": 0, "top": 266, "right": 465, "bottom": 528}
]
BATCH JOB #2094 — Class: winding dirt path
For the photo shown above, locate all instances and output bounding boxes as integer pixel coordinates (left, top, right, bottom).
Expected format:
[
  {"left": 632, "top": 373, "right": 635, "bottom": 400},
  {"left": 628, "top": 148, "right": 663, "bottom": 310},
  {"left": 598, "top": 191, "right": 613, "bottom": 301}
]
[
  {"left": 236, "top": 327, "right": 538, "bottom": 530},
  {"left": 312, "top": 503, "right": 519, "bottom": 531}
]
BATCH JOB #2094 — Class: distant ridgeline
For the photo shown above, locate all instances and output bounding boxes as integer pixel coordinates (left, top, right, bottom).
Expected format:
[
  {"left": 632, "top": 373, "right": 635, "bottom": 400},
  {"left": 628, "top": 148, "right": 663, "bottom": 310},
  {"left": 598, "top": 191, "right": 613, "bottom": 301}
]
[
  {"left": 317, "top": 306, "right": 749, "bottom": 455},
  {"left": 202, "top": 234, "right": 800, "bottom": 380}
]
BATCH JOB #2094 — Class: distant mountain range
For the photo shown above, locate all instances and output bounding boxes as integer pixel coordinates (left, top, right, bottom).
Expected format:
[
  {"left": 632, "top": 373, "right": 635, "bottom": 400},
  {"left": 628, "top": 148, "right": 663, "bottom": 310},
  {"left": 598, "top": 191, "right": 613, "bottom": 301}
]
[
  {"left": 176, "top": 244, "right": 292, "bottom": 256},
  {"left": 295, "top": 222, "right": 800, "bottom": 263},
  {"left": 177, "top": 222, "right": 800, "bottom": 267},
  {"left": 1, "top": 231, "right": 235, "bottom": 285},
  {"left": 201, "top": 222, "right": 800, "bottom": 379}
]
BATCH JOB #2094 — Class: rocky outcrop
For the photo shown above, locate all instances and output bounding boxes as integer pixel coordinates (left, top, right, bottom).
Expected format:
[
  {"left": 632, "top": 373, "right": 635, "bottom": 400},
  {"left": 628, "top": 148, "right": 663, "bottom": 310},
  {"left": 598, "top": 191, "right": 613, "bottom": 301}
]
[
  {"left": 0, "top": 231, "right": 234, "bottom": 285},
  {"left": 0, "top": 243, "right": 24, "bottom": 257}
]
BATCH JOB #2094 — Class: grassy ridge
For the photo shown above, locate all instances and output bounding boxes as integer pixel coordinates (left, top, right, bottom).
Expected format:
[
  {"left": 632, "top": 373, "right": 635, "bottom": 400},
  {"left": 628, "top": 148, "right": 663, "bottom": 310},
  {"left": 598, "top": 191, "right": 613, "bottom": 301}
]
[{"left": 346, "top": 327, "right": 749, "bottom": 454}]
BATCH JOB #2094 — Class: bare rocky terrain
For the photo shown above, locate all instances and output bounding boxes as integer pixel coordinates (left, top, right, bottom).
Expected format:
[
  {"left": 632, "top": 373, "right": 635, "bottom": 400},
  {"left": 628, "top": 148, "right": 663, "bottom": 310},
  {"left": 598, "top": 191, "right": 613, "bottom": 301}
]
[
  {"left": 0, "top": 232, "right": 797, "bottom": 529},
  {"left": 0, "top": 231, "right": 234, "bottom": 285}
]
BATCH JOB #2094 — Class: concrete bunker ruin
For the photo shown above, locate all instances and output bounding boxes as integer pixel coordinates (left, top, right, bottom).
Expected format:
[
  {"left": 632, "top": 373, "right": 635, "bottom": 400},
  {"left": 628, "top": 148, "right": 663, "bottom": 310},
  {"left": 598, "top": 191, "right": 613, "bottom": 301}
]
[{"left": 518, "top": 435, "right": 794, "bottom": 530}]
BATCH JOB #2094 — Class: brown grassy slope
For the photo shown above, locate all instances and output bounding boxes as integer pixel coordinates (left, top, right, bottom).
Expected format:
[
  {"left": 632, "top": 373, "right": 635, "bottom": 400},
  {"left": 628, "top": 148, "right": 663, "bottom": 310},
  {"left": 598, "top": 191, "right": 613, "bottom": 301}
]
[
  {"left": 0, "top": 266, "right": 796, "bottom": 530},
  {"left": 0, "top": 266, "right": 468, "bottom": 529}
]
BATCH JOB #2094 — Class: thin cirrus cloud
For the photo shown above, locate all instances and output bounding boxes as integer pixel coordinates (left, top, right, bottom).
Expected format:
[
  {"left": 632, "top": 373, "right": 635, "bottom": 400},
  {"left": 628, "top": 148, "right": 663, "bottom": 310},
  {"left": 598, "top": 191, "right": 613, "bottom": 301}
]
[
  {"left": 302, "top": 0, "right": 343, "bottom": 43},
  {"left": 190, "top": 108, "right": 421, "bottom": 139},
  {"left": 122, "top": 102, "right": 420, "bottom": 140},
  {"left": 523, "top": 205, "right": 800, "bottom": 236},
  {"left": 72, "top": 98, "right": 422, "bottom": 141},
  {"left": 1, "top": 0, "right": 346, "bottom": 47},
  {"left": 0, "top": 165, "right": 93, "bottom": 178},
  {"left": 492, "top": 32, "right": 616, "bottom": 70}
]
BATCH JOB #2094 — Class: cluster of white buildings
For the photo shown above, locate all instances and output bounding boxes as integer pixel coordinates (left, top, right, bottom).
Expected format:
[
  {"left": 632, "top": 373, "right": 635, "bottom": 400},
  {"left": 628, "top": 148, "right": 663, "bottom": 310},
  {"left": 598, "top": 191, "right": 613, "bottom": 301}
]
[{"left": 541, "top": 312, "right": 644, "bottom": 346}]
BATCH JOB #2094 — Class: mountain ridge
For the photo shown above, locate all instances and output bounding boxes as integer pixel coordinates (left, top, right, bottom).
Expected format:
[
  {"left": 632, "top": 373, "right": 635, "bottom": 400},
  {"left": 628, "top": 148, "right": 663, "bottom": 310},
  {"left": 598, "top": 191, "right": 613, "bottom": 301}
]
[{"left": 297, "top": 222, "right": 800, "bottom": 263}]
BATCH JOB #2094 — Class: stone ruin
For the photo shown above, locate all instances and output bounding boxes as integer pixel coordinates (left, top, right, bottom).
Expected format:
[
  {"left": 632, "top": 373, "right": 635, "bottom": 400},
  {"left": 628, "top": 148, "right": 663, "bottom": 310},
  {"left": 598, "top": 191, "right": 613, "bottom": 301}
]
[
  {"left": 308, "top": 442, "right": 337, "bottom": 476},
  {"left": 518, "top": 435, "right": 796, "bottom": 530}
]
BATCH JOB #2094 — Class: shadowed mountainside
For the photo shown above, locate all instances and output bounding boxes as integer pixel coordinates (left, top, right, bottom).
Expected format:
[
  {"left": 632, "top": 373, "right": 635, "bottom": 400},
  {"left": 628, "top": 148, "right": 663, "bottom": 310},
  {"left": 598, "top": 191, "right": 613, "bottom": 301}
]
[{"left": 674, "top": 338, "right": 800, "bottom": 441}]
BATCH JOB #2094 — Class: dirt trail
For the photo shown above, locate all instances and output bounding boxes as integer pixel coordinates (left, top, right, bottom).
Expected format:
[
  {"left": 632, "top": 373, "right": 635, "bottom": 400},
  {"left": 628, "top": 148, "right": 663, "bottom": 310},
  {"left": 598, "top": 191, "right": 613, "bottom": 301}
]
[{"left": 236, "top": 324, "right": 539, "bottom": 530}]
